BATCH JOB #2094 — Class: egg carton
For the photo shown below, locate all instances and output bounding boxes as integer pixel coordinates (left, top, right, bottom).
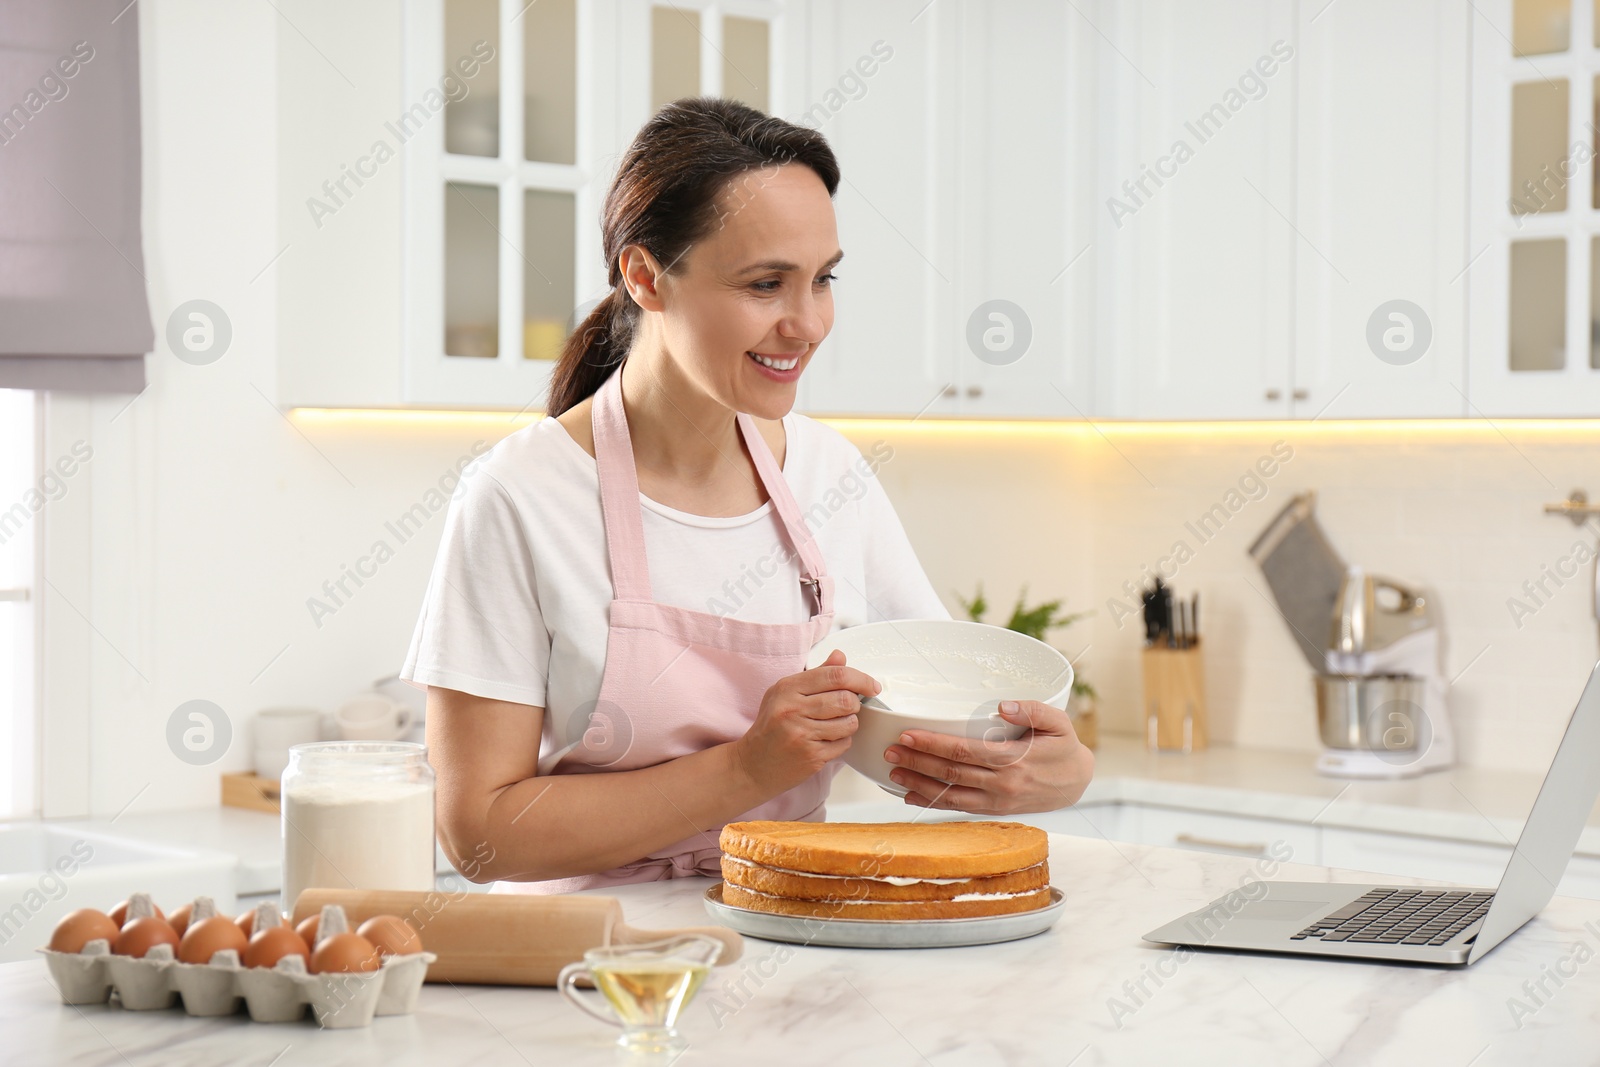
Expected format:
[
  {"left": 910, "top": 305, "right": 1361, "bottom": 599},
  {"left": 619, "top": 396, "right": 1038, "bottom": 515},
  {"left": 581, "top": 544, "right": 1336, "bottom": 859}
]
[{"left": 38, "top": 899, "right": 435, "bottom": 1029}]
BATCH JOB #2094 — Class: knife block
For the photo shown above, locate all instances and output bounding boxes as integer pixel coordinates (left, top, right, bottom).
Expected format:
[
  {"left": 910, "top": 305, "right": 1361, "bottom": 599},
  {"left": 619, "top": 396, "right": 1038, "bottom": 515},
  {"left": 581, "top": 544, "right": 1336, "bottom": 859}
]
[{"left": 1142, "top": 643, "right": 1208, "bottom": 752}]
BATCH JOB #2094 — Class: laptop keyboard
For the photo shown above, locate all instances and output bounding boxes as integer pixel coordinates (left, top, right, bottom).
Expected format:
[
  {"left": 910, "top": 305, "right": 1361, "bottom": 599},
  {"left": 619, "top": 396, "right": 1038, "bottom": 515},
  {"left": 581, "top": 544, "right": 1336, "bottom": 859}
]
[{"left": 1292, "top": 887, "right": 1494, "bottom": 947}]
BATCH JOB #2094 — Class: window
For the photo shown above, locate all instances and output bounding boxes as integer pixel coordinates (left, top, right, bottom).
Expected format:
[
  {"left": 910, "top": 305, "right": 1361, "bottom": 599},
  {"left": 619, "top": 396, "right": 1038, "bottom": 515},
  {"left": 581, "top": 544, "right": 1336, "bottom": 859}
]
[
  {"left": 404, "top": 0, "right": 782, "bottom": 408},
  {"left": 0, "top": 389, "right": 37, "bottom": 818}
]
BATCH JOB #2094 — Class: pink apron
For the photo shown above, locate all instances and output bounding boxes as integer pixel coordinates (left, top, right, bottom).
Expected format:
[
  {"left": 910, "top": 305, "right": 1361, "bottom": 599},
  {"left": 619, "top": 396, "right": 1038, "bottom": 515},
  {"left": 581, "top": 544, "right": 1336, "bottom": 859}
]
[{"left": 494, "top": 368, "right": 842, "bottom": 895}]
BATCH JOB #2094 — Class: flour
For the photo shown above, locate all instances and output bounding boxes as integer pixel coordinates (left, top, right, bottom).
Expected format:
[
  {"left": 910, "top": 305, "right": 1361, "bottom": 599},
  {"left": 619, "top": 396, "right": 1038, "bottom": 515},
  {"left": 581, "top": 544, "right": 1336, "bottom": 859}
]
[
  {"left": 281, "top": 779, "right": 435, "bottom": 912},
  {"left": 871, "top": 653, "right": 1035, "bottom": 718}
]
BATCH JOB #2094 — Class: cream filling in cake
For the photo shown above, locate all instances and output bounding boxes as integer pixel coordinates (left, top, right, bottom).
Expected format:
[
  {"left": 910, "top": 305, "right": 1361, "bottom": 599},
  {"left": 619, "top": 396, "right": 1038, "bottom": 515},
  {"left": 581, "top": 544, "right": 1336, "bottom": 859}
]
[
  {"left": 723, "top": 854, "right": 1046, "bottom": 887},
  {"left": 733, "top": 885, "right": 1044, "bottom": 904}
]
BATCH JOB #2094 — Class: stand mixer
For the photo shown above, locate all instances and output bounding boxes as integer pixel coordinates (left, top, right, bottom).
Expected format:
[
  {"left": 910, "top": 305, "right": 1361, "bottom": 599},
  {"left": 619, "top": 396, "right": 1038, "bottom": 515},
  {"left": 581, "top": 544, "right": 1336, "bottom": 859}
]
[{"left": 1314, "top": 565, "right": 1454, "bottom": 778}]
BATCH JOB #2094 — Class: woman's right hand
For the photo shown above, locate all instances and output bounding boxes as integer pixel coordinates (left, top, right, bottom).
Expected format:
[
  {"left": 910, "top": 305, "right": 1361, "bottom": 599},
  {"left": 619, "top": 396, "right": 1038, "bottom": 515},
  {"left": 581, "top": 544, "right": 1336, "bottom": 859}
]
[{"left": 733, "top": 649, "right": 881, "bottom": 794}]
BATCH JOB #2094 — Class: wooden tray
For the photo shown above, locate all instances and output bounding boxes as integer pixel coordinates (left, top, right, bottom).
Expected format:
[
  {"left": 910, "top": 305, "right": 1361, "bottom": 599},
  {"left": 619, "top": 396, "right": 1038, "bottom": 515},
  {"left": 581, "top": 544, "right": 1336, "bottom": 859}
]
[{"left": 220, "top": 772, "right": 280, "bottom": 814}]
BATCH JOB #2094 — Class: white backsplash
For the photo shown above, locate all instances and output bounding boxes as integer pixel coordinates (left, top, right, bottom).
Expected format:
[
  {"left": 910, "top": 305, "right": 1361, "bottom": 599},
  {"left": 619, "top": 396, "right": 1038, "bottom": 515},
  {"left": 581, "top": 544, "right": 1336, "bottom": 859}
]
[
  {"left": 845, "top": 420, "right": 1600, "bottom": 775},
  {"left": 40, "top": 391, "right": 1600, "bottom": 818}
]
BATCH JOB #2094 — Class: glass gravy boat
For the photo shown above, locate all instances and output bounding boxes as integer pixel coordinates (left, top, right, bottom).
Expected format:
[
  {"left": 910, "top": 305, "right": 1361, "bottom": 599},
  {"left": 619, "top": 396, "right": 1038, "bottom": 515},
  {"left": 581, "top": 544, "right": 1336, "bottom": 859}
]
[{"left": 557, "top": 934, "right": 724, "bottom": 1053}]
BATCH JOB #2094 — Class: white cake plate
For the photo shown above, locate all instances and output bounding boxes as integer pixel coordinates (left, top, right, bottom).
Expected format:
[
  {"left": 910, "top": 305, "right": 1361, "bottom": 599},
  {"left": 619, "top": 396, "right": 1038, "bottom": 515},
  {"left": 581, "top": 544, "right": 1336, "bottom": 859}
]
[{"left": 702, "top": 883, "right": 1066, "bottom": 949}]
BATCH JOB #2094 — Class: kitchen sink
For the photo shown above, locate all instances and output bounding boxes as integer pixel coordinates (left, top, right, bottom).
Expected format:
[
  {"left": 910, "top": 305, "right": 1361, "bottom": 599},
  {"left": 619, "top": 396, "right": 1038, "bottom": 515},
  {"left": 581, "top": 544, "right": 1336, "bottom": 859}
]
[{"left": 0, "top": 823, "right": 235, "bottom": 964}]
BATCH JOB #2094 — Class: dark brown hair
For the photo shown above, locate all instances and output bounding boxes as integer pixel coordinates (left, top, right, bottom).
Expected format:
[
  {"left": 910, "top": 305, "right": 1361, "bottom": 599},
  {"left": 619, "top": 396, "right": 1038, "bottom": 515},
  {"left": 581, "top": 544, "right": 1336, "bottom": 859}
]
[{"left": 545, "top": 97, "right": 840, "bottom": 416}]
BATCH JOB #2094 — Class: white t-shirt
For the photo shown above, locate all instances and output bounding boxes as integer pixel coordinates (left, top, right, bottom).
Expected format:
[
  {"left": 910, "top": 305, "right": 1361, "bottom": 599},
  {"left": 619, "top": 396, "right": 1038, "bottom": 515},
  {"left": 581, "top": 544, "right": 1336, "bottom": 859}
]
[{"left": 400, "top": 410, "right": 950, "bottom": 763}]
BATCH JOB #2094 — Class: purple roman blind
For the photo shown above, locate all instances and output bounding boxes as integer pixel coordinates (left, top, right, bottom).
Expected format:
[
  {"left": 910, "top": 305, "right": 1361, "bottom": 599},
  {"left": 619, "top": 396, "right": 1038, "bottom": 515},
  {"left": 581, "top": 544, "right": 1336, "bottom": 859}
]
[{"left": 0, "top": 0, "right": 152, "bottom": 394}]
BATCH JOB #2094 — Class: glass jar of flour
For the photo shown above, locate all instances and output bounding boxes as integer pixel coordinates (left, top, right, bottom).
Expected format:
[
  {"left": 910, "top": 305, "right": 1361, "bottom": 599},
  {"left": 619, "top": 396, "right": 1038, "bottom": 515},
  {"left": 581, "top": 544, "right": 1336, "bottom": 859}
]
[{"left": 281, "top": 741, "right": 435, "bottom": 915}]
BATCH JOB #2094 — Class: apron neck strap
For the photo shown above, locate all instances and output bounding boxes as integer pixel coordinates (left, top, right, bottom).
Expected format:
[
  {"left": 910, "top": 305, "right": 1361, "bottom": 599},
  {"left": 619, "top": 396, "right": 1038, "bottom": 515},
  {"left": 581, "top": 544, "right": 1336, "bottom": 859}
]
[
  {"left": 591, "top": 368, "right": 653, "bottom": 601},
  {"left": 590, "top": 367, "right": 831, "bottom": 612},
  {"left": 735, "top": 410, "right": 831, "bottom": 601}
]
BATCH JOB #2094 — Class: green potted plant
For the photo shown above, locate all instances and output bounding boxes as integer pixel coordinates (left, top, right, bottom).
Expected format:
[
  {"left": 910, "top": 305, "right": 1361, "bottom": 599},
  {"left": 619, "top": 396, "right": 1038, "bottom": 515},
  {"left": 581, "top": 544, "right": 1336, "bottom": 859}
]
[{"left": 955, "top": 584, "right": 1098, "bottom": 748}]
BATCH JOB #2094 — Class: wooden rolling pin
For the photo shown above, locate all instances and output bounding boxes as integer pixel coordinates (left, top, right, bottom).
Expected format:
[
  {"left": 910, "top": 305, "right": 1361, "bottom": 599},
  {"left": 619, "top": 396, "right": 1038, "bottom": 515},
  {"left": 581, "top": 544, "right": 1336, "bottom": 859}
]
[{"left": 292, "top": 889, "right": 743, "bottom": 986}]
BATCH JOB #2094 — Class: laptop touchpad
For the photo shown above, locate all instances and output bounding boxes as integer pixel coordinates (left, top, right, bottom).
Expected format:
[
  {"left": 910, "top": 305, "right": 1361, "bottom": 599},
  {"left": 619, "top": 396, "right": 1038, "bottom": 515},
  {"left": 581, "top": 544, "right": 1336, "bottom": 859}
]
[{"left": 1237, "top": 899, "right": 1327, "bottom": 921}]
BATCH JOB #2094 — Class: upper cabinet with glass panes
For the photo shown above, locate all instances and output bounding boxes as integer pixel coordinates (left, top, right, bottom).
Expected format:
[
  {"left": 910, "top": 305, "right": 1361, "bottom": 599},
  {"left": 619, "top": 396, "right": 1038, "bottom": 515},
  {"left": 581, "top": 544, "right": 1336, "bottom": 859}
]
[
  {"left": 1470, "top": 0, "right": 1600, "bottom": 414},
  {"left": 390, "top": 0, "right": 784, "bottom": 409}
]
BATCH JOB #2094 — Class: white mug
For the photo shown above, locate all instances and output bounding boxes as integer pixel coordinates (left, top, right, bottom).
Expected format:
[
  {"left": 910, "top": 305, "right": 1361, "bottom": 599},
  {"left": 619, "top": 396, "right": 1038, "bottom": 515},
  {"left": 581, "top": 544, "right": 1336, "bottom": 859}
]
[
  {"left": 252, "top": 707, "right": 322, "bottom": 779},
  {"left": 336, "top": 694, "right": 414, "bottom": 741}
]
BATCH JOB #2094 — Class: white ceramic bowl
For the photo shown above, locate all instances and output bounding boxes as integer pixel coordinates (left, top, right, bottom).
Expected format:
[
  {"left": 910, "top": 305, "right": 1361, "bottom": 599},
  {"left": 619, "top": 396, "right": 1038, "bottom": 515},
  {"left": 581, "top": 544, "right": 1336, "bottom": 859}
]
[{"left": 805, "top": 620, "right": 1073, "bottom": 797}]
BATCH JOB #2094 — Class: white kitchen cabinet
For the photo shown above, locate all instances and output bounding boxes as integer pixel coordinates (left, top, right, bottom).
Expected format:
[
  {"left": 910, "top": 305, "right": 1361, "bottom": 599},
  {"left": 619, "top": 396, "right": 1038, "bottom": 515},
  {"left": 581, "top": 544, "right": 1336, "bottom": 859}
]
[
  {"left": 1322, "top": 826, "right": 1600, "bottom": 901},
  {"left": 275, "top": 0, "right": 410, "bottom": 409},
  {"left": 840, "top": 795, "right": 1600, "bottom": 902},
  {"left": 1125, "top": 804, "right": 1321, "bottom": 865},
  {"left": 1290, "top": 0, "right": 1470, "bottom": 419},
  {"left": 1095, "top": 0, "right": 1298, "bottom": 420},
  {"left": 1019, "top": 800, "right": 1133, "bottom": 842},
  {"left": 798, "top": 0, "right": 1095, "bottom": 420},
  {"left": 1467, "top": 0, "right": 1600, "bottom": 416},
  {"left": 1321, "top": 826, "right": 1508, "bottom": 888},
  {"left": 272, "top": 1, "right": 1503, "bottom": 421},
  {"left": 947, "top": 0, "right": 1095, "bottom": 419},
  {"left": 278, "top": 0, "right": 800, "bottom": 411},
  {"left": 1562, "top": 854, "right": 1600, "bottom": 899},
  {"left": 795, "top": 1, "right": 960, "bottom": 418},
  {"left": 1096, "top": 0, "right": 1471, "bottom": 421}
]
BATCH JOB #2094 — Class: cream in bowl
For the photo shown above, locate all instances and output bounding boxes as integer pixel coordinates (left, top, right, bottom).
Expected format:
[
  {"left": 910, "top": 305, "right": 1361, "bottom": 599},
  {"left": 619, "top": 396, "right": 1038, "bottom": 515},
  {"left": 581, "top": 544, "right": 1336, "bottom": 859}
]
[{"left": 805, "top": 620, "right": 1074, "bottom": 796}]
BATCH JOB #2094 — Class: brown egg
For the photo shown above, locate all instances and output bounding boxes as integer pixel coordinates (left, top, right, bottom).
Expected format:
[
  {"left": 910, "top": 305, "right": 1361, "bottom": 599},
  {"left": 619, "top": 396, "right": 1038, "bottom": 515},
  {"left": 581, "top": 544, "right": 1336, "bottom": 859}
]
[
  {"left": 309, "top": 932, "right": 380, "bottom": 974},
  {"left": 178, "top": 914, "right": 249, "bottom": 964},
  {"left": 294, "top": 914, "right": 319, "bottom": 948},
  {"left": 109, "top": 899, "right": 165, "bottom": 929},
  {"left": 169, "top": 903, "right": 193, "bottom": 938},
  {"left": 113, "top": 916, "right": 180, "bottom": 958},
  {"left": 357, "top": 915, "right": 423, "bottom": 957},
  {"left": 243, "top": 925, "right": 310, "bottom": 969},
  {"left": 49, "top": 909, "right": 120, "bottom": 954}
]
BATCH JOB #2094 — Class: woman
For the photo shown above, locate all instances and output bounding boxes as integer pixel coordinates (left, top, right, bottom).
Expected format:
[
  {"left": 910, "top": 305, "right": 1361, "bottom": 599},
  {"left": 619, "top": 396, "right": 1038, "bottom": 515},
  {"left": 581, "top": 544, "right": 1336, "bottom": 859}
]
[{"left": 402, "top": 98, "right": 1093, "bottom": 894}]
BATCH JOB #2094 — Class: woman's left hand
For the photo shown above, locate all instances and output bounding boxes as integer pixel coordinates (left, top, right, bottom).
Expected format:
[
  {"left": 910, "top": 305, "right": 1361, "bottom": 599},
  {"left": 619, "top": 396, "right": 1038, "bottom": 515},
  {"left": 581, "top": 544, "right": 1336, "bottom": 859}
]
[{"left": 883, "top": 700, "right": 1095, "bottom": 815}]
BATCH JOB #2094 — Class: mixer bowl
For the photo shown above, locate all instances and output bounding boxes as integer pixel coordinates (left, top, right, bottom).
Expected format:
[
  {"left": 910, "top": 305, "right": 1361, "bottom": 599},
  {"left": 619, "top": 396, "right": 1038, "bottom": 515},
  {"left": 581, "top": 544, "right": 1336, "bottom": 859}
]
[{"left": 1314, "top": 674, "right": 1426, "bottom": 752}]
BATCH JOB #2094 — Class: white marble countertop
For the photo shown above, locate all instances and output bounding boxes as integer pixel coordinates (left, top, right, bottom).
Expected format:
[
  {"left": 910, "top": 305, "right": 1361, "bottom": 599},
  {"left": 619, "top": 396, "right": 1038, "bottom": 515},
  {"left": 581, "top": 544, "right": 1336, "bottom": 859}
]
[
  {"left": 42, "top": 807, "right": 459, "bottom": 896},
  {"left": 1081, "top": 735, "right": 1600, "bottom": 854},
  {"left": 833, "top": 734, "right": 1600, "bottom": 855},
  {"left": 36, "top": 736, "right": 1598, "bottom": 906},
  {"left": 12, "top": 731, "right": 1587, "bottom": 926},
  {"left": 5, "top": 833, "right": 1598, "bottom": 1065}
]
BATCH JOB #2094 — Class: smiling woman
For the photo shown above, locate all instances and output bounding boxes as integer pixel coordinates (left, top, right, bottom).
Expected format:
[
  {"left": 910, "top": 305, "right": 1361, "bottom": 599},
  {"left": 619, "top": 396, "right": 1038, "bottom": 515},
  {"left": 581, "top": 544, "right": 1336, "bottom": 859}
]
[
  {"left": 401, "top": 97, "right": 1093, "bottom": 897},
  {"left": 544, "top": 98, "right": 842, "bottom": 422}
]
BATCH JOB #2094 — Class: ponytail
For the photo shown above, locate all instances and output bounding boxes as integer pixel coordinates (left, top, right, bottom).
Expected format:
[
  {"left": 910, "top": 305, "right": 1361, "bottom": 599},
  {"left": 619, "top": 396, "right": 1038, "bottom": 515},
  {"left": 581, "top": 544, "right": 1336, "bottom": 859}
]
[{"left": 546, "top": 289, "right": 636, "bottom": 417}]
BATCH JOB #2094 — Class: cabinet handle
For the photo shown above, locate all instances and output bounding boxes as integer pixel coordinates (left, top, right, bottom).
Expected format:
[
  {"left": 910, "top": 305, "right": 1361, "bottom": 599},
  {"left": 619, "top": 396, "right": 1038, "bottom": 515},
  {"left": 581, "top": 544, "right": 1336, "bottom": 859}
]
[
  {"left": 1174, "top": 833, "right": 1268, "bottom": 857},
  {"left": 1265, "top": 389, "right": 1282, "bottom": 401},
  {"left": 1292, "top": 388, "right": 1309, "bottom": 401},
  {"left": 964, "top": 385, "right": 983, "bottom": 398},
  {"left": 941, "top": 385, "right": 957, "bottom": 398}
]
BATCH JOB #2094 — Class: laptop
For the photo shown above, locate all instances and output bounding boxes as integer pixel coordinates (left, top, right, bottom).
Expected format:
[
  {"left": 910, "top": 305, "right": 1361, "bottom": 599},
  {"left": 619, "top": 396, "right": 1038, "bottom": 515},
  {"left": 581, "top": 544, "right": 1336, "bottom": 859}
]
[{"left": 1143, "top": 661, "right": 1600, "bottom": 965}]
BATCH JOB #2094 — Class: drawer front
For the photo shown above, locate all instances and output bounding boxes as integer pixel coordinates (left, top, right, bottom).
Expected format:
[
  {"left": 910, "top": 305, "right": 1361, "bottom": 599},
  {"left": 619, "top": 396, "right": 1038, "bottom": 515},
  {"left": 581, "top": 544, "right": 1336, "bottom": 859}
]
[
  {"left": 1132, "top": 806, "right": 1321, "bottom": 867},
  {"left": 1560, "top": 855, "right": 1600, "bottom": 901},
  {"left": 1015, "top": 802, "right": 1130, "bottom": 842},
  {"left": 1320, "top": 828, "right": 1508, "bottom": 887}
]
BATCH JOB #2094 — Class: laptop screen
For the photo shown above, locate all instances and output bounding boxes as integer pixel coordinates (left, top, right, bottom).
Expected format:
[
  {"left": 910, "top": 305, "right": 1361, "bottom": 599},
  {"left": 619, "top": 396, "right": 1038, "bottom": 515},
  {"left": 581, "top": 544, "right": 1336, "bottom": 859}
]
[{"left": 1471, "top": 661, "right": 1600, "bottom": 962}]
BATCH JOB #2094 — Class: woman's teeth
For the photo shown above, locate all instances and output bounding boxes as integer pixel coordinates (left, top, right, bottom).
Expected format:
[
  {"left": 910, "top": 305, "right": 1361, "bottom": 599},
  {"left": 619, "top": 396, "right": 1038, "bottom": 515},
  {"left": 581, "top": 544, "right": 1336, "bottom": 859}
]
[{"left": 748, "top": 352, "right": 799, "bottom": 371}]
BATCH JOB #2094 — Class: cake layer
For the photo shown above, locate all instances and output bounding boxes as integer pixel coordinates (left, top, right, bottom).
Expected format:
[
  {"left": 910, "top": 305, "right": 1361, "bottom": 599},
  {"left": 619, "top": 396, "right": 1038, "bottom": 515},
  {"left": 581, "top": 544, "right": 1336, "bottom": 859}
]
[
  {"left": 721, "top": 854, "right": 1050, "bottom": 903},
  {"left": 719, "top": 820, "right": 1048, "bottom": 880},
  {"left": 722, "top": 882, "right": 1054, "bottom": 921}
]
